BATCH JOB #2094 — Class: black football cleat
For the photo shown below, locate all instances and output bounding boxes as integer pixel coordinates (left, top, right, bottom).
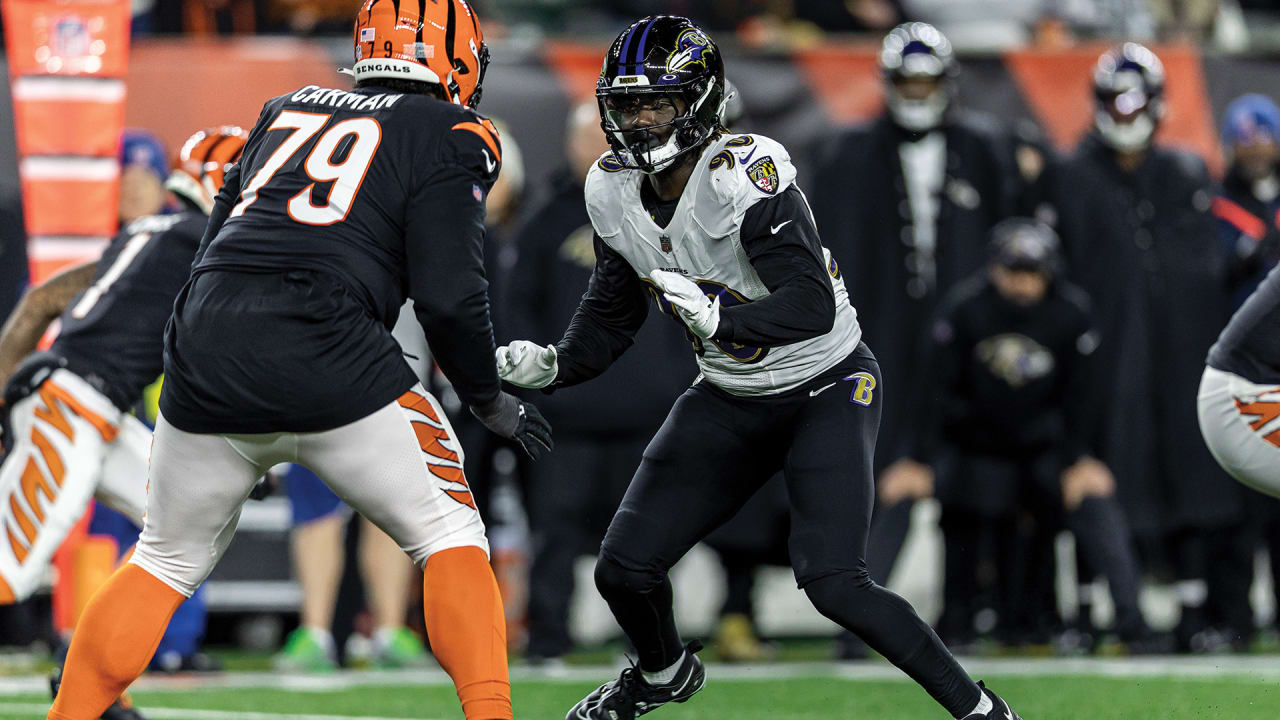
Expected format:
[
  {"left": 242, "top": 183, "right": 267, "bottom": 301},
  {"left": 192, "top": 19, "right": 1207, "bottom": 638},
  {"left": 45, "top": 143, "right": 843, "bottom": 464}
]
[
  {"left": 50, "top": 667, "right": 147, "bottom": 720},
  {"left": 566, "top": 641, "right": 706, "bottom": 720},
  {"left": 963, "top": 681, "right": 1022, "bottom": 720}
]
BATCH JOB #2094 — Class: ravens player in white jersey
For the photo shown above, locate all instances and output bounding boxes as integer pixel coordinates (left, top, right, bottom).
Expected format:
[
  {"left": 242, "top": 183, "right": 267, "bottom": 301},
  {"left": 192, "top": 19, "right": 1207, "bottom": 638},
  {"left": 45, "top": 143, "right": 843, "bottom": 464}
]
[{"left": 496, "top": 15, "right": 1020, "bottom": 720}]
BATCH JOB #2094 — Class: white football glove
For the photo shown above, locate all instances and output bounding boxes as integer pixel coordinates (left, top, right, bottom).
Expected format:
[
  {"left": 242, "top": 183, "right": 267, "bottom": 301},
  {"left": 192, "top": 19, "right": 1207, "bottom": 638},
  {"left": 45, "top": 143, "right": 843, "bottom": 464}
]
[
  {"left": 495, "top": 340, "right": 559, "bottom": 389},
  {"left": 650, "top": 269, "right": 720, "bottom": 339}
]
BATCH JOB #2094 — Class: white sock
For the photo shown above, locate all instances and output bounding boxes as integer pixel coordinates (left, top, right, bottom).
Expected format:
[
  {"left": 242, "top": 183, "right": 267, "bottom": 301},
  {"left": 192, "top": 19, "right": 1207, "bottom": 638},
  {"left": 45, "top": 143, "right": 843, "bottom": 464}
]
[
  {"left": 641, "top": 652, "right": 686, "bottom": 685},
  {"left": 964, "top": 689, "right": 993, "bottom": 718}
]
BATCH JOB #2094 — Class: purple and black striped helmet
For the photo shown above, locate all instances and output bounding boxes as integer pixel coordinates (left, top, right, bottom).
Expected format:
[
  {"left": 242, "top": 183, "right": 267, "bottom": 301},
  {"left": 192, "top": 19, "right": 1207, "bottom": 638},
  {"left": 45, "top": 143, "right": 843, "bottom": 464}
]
[{"left": 596, "top": 15, "right": 726, "bottom": 174}]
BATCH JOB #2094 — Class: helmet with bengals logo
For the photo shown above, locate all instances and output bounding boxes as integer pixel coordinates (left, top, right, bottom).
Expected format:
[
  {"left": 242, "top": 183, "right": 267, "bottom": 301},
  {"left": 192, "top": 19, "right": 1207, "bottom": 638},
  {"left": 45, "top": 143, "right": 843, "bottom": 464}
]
[
  {"left": 164, "top": 125, "right": 249, "bottom": 215},
  {"left": 351, "top": 0, "right": 490, "bottom": 109}
]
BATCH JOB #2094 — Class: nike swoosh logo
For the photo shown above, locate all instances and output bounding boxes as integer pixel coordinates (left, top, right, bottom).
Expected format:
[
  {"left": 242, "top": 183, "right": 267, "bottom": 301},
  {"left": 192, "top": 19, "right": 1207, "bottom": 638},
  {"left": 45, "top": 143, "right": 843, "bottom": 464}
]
[
  {"left": 741, "top": 146, "right": 757, "bottom": 164},
  {"left": 809, "top": 382, "right": 836, "bottom": 397},
  {"left": 771, "top": 220, "right": 792, "bottom": 235},
  {"left": 481, "top": 148, "right": 496, "bottom": 173}
]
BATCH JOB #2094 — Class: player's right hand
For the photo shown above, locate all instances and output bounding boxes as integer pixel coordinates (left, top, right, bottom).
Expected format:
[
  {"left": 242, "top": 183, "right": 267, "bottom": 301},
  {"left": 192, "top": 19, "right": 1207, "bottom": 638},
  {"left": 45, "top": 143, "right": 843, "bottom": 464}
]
[
  {"left": 495, "top": 340, "right": 558, "bottom": 389},
  {"left": 471, "top": 391, "right": 554, "bottom": 460}
]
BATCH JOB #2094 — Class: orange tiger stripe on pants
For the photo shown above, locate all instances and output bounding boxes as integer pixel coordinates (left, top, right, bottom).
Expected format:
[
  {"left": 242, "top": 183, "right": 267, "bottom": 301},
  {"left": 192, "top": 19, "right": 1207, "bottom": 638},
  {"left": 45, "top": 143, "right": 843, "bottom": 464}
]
[{"left": 398, "top": 390, "right": 475, "bottom": 510}]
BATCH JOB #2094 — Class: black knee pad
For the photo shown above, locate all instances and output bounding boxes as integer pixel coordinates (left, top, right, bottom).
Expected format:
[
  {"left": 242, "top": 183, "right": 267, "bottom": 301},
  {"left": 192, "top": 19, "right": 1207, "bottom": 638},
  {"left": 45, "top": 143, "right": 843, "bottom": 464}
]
[
  {"left": 803, "top": 569, "right": 876, "bottom": 620},
  {"left": 594, "top": 553, "right": 665, "bottom": 598}
]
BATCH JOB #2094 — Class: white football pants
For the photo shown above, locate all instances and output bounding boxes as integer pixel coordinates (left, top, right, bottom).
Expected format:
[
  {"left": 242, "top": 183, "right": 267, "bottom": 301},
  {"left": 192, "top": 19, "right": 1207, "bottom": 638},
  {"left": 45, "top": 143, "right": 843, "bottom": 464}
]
[
  {"left": 0, "top": 370, "right": 150, "bottom": 602},
  {"left": 130, "top": 384, "right": 486, "bottom": 597},
  {"left": 1198, "top": 365, "right": 1280, "bottom": 498}
]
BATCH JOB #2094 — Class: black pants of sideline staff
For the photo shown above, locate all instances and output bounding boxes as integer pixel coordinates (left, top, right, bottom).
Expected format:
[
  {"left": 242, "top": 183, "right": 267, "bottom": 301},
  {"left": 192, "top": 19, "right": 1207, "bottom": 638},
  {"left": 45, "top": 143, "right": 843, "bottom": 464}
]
[{"left": 525, "top": 434, "right": 647, "bottom": 660}]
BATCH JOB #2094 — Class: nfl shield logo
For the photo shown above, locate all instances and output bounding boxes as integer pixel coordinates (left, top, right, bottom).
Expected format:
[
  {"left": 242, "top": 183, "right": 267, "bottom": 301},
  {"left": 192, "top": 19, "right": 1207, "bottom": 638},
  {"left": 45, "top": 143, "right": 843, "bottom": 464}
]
[
  {"left": 660, "top": 235, "right": 672, "bottom": 253},
  {"left": 52, "top": 16, "right": 90, "bottom": 58},
  {"left": 746, "top": 156, "right": 779, "bottom": 195}
]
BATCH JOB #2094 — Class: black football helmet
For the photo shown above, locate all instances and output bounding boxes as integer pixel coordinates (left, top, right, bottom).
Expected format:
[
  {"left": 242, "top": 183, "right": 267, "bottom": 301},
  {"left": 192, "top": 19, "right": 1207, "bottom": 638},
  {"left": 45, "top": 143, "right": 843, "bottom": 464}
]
[
  {"left": 597, "top": 16, "right": 726, "bottom": 173},
  {"left": 879, "top": 22, "right": 956, "bottom": 132},
  {"left": 1093, "top": 43, "right": 1165, "bottom": 152},
  {"left": 989, "top": 218, "right": 1063, "bottom": 278}
]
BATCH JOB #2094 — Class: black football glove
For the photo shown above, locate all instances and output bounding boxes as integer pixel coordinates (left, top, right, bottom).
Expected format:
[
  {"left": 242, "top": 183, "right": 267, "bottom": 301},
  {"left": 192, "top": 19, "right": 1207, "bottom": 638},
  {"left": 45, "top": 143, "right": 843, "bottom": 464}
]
[{"left": 471, "top": 391, "right": 554, "bottom": 460}]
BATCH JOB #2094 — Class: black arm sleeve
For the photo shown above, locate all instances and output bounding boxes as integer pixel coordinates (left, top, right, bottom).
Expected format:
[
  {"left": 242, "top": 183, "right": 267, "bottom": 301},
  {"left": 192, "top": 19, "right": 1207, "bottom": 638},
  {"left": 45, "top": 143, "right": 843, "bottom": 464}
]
[
  {"left": 712, "top": 185, "right": 835, "bottom": 347},
  {"left": 552, "top": 234, "right": 649, "bottom": 388},
  {"left": 404, "top": 122, "right": 505, "bottom": 409},
  {"left": 191, "top": 162, "right": 241, "bottom": 267}
]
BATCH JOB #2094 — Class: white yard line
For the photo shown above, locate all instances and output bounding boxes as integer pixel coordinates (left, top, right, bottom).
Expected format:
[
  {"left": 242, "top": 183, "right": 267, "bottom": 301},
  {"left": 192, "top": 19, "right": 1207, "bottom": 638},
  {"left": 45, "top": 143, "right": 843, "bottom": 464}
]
[
  {"left": 0, "top": 656, "right": 1277, "bottom": 697},
  {"left": 0, "top": 704, "right": 434, "bottom": 720}
]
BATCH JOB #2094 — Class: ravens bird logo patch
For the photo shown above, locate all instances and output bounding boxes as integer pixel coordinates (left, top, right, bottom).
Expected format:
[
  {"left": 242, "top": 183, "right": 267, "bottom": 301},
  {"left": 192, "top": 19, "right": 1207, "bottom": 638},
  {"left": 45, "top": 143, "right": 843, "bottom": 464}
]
[{"left": 746, "top": 156, "right": 779, "bottom": 195}]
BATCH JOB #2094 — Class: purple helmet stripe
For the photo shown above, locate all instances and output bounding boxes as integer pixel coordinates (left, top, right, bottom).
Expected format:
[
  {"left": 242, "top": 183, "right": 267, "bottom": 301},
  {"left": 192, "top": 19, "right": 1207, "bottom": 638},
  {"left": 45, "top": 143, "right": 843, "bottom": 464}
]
[
  {"left": 632, "top": 18, "right": 657, "bottom": 75},
  {"left": 618, "top": 20, "right": 641, "bottom": 77}
]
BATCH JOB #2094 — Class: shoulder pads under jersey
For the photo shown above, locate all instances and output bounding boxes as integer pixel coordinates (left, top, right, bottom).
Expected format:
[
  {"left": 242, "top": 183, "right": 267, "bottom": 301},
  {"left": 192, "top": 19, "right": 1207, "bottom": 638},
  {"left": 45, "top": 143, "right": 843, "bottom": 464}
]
[
  {"left": 692, "top": 133, "right": 797, "bottom": 238},
  {"left": 585, "top": 151, "right": 636, "bottom": 239}
]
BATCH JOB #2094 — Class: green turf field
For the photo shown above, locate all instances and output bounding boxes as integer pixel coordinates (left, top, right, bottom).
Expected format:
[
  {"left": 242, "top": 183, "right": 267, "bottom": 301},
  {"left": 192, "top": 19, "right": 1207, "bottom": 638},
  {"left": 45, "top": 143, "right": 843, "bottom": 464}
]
[{"left": 2, "top": 664, "right": 1279, "bottom": 720}]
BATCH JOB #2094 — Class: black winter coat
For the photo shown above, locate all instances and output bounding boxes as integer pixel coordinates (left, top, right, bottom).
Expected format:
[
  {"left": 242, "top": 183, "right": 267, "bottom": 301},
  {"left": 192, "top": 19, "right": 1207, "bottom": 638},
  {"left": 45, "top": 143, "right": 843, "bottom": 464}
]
[
  {"left": 1054, "top": 133, "right": 1240, "bottom": 534},
  {"left": 809, "top": 111, "right": 1014, "bottom": 472}
]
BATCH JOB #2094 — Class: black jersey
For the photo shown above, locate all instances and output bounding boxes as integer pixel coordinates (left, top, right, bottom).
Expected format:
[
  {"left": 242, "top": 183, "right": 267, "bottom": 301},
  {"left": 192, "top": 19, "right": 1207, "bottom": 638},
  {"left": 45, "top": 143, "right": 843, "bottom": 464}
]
[
  {"left": 160, "top": 84, "right": 503, "bottom": 434},
  {"left": 905, "top": 276, "right": 1099, "bottom": 464},
  {"left": 49, "top": 211, "right": 205, "bottom": 411},
  {"left": 1208, "top": 262, "right": 1280, "bottom": 384}
]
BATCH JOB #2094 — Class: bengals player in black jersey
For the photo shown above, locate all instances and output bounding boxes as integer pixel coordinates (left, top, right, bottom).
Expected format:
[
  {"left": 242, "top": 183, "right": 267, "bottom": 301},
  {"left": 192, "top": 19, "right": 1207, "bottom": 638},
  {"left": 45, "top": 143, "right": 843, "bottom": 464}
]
[
  {"left": 0, "top": 125, "right": 246, "bottom": 720},
  {"left": 47, "top": 3, "right": 548, "bottom": 720}
]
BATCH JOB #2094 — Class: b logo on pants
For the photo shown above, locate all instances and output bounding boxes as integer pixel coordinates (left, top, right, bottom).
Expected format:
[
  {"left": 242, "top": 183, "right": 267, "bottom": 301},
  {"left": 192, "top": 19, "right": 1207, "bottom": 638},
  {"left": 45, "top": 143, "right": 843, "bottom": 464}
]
[{"left": 843, "top": 372, "right": 876, "bottom": 407}]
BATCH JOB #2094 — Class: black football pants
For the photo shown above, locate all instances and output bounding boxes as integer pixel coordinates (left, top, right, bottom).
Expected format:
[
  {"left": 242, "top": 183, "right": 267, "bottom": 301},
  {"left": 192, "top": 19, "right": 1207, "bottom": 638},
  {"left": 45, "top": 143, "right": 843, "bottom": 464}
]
[{"left": 594, "top": 345, "right": 979, "bottom": 717}]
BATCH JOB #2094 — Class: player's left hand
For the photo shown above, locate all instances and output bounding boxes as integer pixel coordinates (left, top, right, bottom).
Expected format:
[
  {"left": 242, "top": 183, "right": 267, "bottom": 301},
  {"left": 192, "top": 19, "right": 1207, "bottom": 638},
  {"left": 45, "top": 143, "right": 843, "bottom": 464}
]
[
  {"left": 650, "top": 269, "right": 719, "bottom": 339},
  {"left": 471, "top": 391, "right": 554, "bottom": 460}
]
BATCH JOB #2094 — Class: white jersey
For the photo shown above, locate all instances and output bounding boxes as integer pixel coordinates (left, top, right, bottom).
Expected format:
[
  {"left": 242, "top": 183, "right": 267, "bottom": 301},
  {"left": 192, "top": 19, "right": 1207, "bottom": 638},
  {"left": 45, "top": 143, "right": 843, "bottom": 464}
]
[{"left": 584, "top": 133, "right": 861, "bottom": 396}]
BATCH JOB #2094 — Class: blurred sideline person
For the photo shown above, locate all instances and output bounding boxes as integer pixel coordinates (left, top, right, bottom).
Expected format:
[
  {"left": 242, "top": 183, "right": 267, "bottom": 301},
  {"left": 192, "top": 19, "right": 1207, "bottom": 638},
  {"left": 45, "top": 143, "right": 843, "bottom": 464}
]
[
  {"left": 506, "top": 101, "right": 692, "bottom": 664},
  {"left": 117, "top": 130, "right": 172, "bottom": 225},
  {"left": 46, "top": 3, "right": 553, "bottom": 720},
  {"left": 0, "top": 126, "right": 248, "bottom": 720},
  {"left": 1213, "top": 94, "right": 1280, "bottom": 309},
  {"left": 902, "top": 220, "right": 1152, "bottom": 650},
  {"left": 1053, "top": 43, "right": 1245, "bottom": 652},
  {"left": 499, "top": 16, "right": 1020, "bottom": 720},
  {"left": 808, "top": 22, "right": 1014, "bottom": 657}
]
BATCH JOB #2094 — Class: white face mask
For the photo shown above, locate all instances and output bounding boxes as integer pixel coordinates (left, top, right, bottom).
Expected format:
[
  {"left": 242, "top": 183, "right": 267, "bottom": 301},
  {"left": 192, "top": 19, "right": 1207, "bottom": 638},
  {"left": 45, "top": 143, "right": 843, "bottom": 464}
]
[
  {"left": 887, "top": 86, "right": 948, "bottom": 132},
  {"left": 611, "top": 128, "right": 684, "bottom": 174},
  {"left": 1095, "top": 110, "right": 1155, "bottom": 152}
]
